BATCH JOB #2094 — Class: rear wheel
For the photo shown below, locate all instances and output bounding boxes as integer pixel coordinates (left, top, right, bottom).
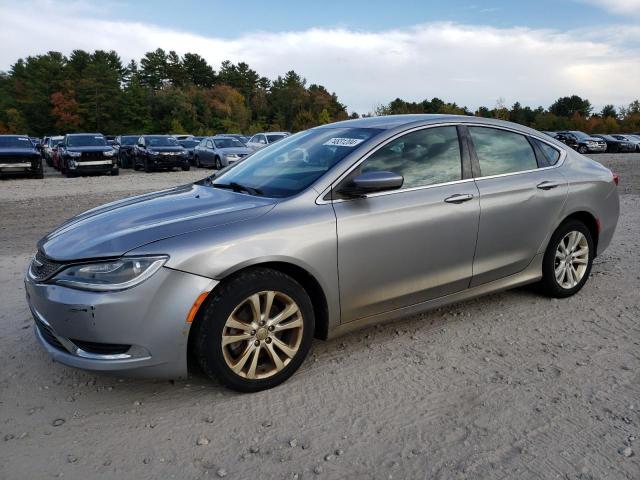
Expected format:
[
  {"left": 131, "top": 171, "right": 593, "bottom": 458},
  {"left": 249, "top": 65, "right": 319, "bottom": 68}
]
[
  {"left": 194, "top": 268, "right": 315, "bottom": 392},
  {"left": 539, "top": 220, "right": 594, "bottom": 298}
]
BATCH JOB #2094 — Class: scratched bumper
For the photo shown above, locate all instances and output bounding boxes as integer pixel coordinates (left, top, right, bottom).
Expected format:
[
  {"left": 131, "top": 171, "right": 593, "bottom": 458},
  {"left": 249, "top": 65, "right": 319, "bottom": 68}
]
[{"left": 24, "top": 266, "right": 217, "bottom": 378}]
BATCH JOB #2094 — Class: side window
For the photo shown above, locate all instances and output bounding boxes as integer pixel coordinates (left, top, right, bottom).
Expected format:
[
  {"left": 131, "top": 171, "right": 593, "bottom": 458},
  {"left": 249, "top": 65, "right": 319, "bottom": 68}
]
[
  {"left": 532, "top": 138, "right": 561, "bottom": 166},
  {"left": 258, "top": 135, "right": 267, "bottom": 144},
  {"left": 360, "top": 126, "right": 462, "bottom": 189},
  {"left": 206, "top": 140, "right": 213, "bottom": 148},
  {"left": 469, "top": 127, "right": 537, "bottom": 176}
]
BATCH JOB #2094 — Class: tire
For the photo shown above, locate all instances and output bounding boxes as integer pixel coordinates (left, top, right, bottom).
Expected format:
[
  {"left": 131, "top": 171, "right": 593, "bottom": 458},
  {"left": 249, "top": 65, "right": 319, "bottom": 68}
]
[
  {"left": 194, "top": 268, "right": 315, "bottom": 392},
  {"left": 214, "top": 156, "right": 222, "bottom": 170},
  {"left": 32, "top": 168, "right": 44, "bottom": 179},
  {"left": 182, "top": 165, "right": 190, "bottom": 171},
  {"left": 111, "top": 167, "right": 119, "bottom": 176},
  {"left": 539, "top": 220, "right": 594, "bottom": 298},
  {"left": 195, "top": 156, "right": 201, "bottom": 168},
  {"left": 144, "top": 158, "right": 152, "bottom": 173},
  {"left": 578, "top": 145, "right": 588, "bottom": 154}
]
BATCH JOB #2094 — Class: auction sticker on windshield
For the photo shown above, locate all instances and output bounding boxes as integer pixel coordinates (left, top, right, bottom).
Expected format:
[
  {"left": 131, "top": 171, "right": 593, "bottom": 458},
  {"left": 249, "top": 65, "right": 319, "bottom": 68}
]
[{"left": 323, "top": 138, "right": 365, "bottom": 147}]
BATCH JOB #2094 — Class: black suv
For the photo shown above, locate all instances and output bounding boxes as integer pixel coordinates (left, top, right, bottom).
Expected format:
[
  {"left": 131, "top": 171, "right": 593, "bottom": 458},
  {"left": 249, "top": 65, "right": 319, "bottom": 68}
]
[
  {"left": 555, "top": 131, "right": 607, "bottom": 154},
  {"left": 133, "top": 135, "right": 190, "bottom": 172},
  {"left": 0, "top": 135, "right": 43, "bottom": 178},
  {"left": 591, "top": 134, "right": 636, "bottom": 153},
  {"left": 114, "top": 135, "right": 141, "bottom": 168},
  {"left": 59, "top": 133, "right": 118, "bottom": 177}
]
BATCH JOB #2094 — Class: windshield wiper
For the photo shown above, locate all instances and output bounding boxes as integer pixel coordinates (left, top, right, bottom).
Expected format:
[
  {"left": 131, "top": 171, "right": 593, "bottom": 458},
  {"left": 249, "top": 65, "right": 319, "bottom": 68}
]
[{"left": 212, "top": 182, "right": 263, "bottom": 196}]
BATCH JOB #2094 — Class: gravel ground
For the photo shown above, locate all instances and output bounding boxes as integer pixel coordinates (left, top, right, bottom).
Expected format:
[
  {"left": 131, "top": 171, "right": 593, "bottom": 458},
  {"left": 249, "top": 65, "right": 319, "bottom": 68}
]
[{"left": 1, "top": 155, "right": 639, "bottom": 479}]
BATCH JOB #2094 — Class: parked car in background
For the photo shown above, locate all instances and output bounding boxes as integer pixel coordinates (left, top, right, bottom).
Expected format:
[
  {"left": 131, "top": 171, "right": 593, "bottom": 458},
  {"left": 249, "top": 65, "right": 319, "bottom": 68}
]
[
  {"left": 542, "top": 131, "right": 557, "bottom": 137},
  {"left": 553, "top": 133, "right": 579, "bottom": 151},
  {"left": 246, "top": 132, "right": 290, "bottom": 151},
  {"left": 556, "top": 131, "right": 607, "bottom": 154},
  {"left": 42, "top": 135, "right": 64, "bottom": 167},
  {"left": 611, "top": 134, "right": 640, "bottom": 151},
  {"left": 591, "top": 134, "right": 635, "bottom": 153},
  {"left": 25, "top": 115, "right": 620, "bottom": 392},
  {"left": 114, "top": 135, "right": 140, "bottom": 168},
  {"left": 59, "top": 133, "right": 118, "bottom": 177},
  {"left": 0, "top": 134, "right": 43, "bottom": 178},
  {"left": 178, "top": 138, "right": 201, "bottom": 165},
  {"left": 133, "top": 135, "right": 190, "bottom": 172},
  {"left": 193, "top": 135, "right": 253, "bottom": 169}
]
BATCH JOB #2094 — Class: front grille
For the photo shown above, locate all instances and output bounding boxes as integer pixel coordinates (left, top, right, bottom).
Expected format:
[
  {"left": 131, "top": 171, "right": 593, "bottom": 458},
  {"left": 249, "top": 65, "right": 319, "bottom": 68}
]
[
  {"left": 80, "top": 152, "right": 105, "bottom": 160},
  {"left": 29, "top": 251, "right": 65, "bottom": 282},
  {"left": 35, "top": 318, "right": 66, "bottom": 352},
  {"left": 71, "top": 340, "right": 131, "bottom": 355}
]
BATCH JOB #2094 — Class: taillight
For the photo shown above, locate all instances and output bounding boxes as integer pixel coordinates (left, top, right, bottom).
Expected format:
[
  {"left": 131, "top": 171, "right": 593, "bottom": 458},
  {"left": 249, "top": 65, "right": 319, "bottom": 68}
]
[{"left": 613, "top": 174, "right": 619, "bottom": 186}]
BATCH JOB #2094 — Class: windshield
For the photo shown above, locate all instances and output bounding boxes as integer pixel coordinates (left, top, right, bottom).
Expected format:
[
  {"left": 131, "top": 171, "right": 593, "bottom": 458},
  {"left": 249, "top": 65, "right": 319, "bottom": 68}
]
[
  {"left": 570, "top": 131, "right": 592, "bottom": 140},
  {"left": 214, "top": 138, "right": 245, "bottom": 149},
  {"left": 121, "top": 136, "right": 138, "bottom": 145},
  {"left": 67, "top": 135, "right": 107, "bottom": 147},
  {"left": 211, "top": 127, "right": 382, "bottom": 198},
  {"left": 266, "top": 134, "right": 287, "bottom": 143},
  {"left": 179, "top": 140, "right": 199, "bottom": 148},
  {"left": 0, "top": 136, "right": 34, "bottom": 149},
  {"left": 146, "top": 136, "right": 178, "bottom": 147}
]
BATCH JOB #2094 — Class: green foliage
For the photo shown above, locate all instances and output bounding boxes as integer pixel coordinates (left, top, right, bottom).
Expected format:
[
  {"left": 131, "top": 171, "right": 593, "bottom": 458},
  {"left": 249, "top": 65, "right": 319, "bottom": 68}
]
[{"left": 0, "top": 49, "right": 348, "bottom": 136}]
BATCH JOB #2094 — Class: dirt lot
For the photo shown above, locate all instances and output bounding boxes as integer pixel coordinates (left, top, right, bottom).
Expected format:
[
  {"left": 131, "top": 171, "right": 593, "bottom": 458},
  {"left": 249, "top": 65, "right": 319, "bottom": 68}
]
[{"left": 1, "top": 156, "right": 639, "bottom": 479}]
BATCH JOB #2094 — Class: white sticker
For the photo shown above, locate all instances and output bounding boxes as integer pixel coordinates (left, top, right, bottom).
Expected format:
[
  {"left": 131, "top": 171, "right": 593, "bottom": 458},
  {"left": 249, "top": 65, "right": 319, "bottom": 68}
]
[
  {"left": 95, "top": 136, "right": 103, "bottom": 139},
  {"left": 18, "top": 137, "right": 29, "bottom": 141},
  {"left": 323, "top": 137, "right": 365, "bottom": 147}
]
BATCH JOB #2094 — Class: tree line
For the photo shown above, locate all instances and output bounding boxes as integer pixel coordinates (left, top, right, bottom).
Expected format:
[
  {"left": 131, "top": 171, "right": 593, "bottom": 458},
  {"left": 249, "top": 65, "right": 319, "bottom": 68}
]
[
  {"left": 0, "top": 49, "right": 351, "bottom": 136},
  {"left": 0, "top": 48, "right": 639, "bottom": 136},
  {"left": 374, "top": 95, "right": 640, "bottom": 133}
]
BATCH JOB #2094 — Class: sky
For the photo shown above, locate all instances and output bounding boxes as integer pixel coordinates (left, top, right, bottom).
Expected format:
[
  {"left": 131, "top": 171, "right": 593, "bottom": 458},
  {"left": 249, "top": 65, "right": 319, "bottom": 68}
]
[{"left": 1, "top": 0, "right": 639, "bottom": 114}]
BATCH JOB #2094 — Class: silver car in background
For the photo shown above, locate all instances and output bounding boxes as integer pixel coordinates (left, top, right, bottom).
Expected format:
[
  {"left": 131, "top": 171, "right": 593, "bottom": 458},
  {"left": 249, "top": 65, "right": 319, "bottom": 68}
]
[
  {"left": 246, "top": 131, "right": 290, "bottom": 151},
  {"left": 193, "top": 136, "right": 253, "bottom": 169},
  {"left": 25, "top": 115, "right": 619, "bottom": 392}
]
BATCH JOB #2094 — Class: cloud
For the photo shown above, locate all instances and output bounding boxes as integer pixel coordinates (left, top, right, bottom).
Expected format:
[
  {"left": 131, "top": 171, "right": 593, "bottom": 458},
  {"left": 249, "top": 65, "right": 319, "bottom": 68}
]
[
  {"left": 1, "top": 0, "right": 639, "bottom": 113},
  {"left": 578, "top": 0, "right": 640, "bottom": 14}
]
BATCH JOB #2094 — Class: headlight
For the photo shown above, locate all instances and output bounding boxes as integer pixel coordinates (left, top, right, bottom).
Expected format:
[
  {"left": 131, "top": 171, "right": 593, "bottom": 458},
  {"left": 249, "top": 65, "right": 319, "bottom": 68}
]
[
  {"left": 51, "top": 256, "right": 168, "bottom": 291},
  {"left": 68, "top": 151, "right": 81, "bottom": 158},
  {"left": 225, "top": 154, "right": 240, "bottom": 160},
  {"left": 149, "top": 150, "right": 159, "bottom": 156},
  {"left": 103, "top": 150, "right": 115, "bottom": 157}
]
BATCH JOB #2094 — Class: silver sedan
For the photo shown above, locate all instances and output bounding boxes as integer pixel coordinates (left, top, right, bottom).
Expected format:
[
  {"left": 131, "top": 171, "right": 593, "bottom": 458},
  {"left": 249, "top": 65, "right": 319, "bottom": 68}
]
[
  {"left": 193, "top": 136, "right": 253, "bottom": 169},
  {"left": 25, "top": 115, "right": 620, "bottom": 392}
]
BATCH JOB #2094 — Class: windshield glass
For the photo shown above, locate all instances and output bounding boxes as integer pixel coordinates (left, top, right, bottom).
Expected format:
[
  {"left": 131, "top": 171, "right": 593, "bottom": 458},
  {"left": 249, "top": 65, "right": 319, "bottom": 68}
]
[
  {"left": 179, "top": 140, "right": 199, "bottom": 148},
  {"left": 146, "top": 136, "right": 178, "bottom": 147},
  {"left": 214, "top": 138, "right": 245, "bottom": 149},
  {"left": 211, "top": 127, "right": 383, "bottom": 198},
  {"left": 121, "top": 136, "right": 138, "bottom": 145},
  {"left": 67, "top": 135, "right": 107, "bottom": 147},
  {"left": 0, "top": 136, "right": 34, "bottom": 149},
  {"left": 266, "top": 134, "right": 287, "bottom": 143},
  {"left": 570, "top": 131, "right": 591, "bottom": 140}
]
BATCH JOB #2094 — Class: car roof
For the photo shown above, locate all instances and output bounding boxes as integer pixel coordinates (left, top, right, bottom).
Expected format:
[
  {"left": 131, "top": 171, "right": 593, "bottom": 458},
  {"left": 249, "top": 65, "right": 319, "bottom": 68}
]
[{"left": 67, "top": 133, "right": 103, "bottom": 136}]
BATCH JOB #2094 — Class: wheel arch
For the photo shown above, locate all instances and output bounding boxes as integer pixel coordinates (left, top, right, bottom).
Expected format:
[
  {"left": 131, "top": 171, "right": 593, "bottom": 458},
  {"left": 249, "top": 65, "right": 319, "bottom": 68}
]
[{"left": 553, "top": 210, "right": 600, "bottom": 255}]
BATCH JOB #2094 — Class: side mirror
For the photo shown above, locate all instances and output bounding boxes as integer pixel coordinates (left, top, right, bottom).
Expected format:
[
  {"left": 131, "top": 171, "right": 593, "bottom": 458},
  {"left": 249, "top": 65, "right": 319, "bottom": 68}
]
[{"left": 339, "top": 171, "right": 404, "bottom": 197}]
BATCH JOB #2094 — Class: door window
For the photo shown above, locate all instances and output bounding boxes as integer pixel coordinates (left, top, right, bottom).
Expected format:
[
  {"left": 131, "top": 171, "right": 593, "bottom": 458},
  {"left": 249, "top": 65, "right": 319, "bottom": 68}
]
[
  {"left": 468, "top": 127, "right": 538, "bottom": 176},
  {"left": 359, "top": 126, "right": 462, "bottom": 189}
]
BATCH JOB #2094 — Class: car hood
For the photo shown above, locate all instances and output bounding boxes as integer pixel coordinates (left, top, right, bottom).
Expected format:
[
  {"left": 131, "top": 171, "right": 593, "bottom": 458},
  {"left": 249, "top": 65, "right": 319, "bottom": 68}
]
[
  {"left": 0, "top": 147, "right": 38, "bottom": 157},
  {"left": 220, "top": 147, "right": 252, "bottom": 155},
  {"left": 38, "top": 184, "right": 277, "bottom": 261}
]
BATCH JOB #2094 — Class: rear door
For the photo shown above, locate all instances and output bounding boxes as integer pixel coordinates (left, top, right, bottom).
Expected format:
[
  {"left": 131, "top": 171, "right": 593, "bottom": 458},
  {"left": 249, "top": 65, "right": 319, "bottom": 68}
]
[
  {"left": 333, "top": 125, "right": 480, "bottom": 322},
  {"left": 466, "top": 125, "right": 568, "bottom": 287}
]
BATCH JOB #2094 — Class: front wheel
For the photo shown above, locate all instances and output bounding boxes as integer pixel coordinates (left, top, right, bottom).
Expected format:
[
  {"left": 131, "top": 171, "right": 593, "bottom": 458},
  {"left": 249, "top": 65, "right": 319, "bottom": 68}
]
[
  {"left": 194, "top": 268, "right": 315, "bottom": 392},
  {"left": 182, "top": 164, "right": 190, "bottom": 171},
  {"left": 144, "top": 158, "right": 152, "bottom": 173},
  {"left": 214, "top": 156, "right": 222, "bottom": 170},
  {"left": 539, "top": 220, "right": 594, "bottom": 298},
  {"left": 578, "top": 145, "right": 588, "bottom": 154}
]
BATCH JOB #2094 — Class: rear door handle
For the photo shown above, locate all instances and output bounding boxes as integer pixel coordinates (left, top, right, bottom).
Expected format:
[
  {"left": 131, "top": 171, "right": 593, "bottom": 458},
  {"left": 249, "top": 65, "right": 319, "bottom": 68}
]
[
  {"left": 444, "top": 193, "right": 474, "bottom": 204},
  {"left": 537, "top": 181, "right": 560, "bottom": 190}
]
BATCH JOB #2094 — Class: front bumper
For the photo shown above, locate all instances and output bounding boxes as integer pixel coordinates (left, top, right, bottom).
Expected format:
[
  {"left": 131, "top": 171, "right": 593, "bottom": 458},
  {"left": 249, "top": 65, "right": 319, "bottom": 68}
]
[
  {"left": 25, "top": 266, "right": 217, "bottom": 378},
  {"left": 586, "top": 144, "right": 607, "bottom": 153},
  {"left": 150, "top": 155, "right": 189, "bottom": 168},
  {"left": 0, "top": 162, "right": 37, "bottom": 173},
  {"left": 69, "top": 159, "right": 116, "bottom": 172}
]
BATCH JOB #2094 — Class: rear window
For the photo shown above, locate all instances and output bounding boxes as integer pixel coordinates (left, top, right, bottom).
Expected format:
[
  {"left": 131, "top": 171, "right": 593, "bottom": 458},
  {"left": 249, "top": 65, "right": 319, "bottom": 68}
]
[
  {"left": 469, "top": 127, "right": 538, "bottom": 176},
  {"left": 531, "top": 138, "right": 561, "bottom": 166}
]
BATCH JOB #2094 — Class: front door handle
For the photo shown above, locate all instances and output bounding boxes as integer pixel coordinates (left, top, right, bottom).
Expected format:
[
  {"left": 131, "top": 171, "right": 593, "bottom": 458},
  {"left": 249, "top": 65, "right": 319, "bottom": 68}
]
[
  {"left": 444, "top": 193, "right": 474, "bottom": 204},
  {"left": 537, "top": 181, "right": 560, "bottom": 190}
]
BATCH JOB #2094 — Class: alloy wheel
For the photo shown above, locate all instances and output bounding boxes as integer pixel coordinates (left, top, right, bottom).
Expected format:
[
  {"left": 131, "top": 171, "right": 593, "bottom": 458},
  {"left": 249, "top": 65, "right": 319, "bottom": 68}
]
[
  {"left": 221, "top": 290, "right": 303, "bottom": 379},
  {"left": 554, "top": 231, "right": 589, "bottom": 289}
]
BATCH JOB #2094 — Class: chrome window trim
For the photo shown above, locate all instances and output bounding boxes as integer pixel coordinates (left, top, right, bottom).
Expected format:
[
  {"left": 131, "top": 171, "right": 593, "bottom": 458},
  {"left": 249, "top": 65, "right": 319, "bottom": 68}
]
[{"left": 315, "top": 121, "right": 567, "bottom": 205}]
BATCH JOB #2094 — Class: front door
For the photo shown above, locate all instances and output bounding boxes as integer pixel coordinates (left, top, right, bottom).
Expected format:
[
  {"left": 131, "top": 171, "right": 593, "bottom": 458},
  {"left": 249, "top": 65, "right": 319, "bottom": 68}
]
[{"left": 332, "top": 125, "right": 481, "bottom": 322}]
